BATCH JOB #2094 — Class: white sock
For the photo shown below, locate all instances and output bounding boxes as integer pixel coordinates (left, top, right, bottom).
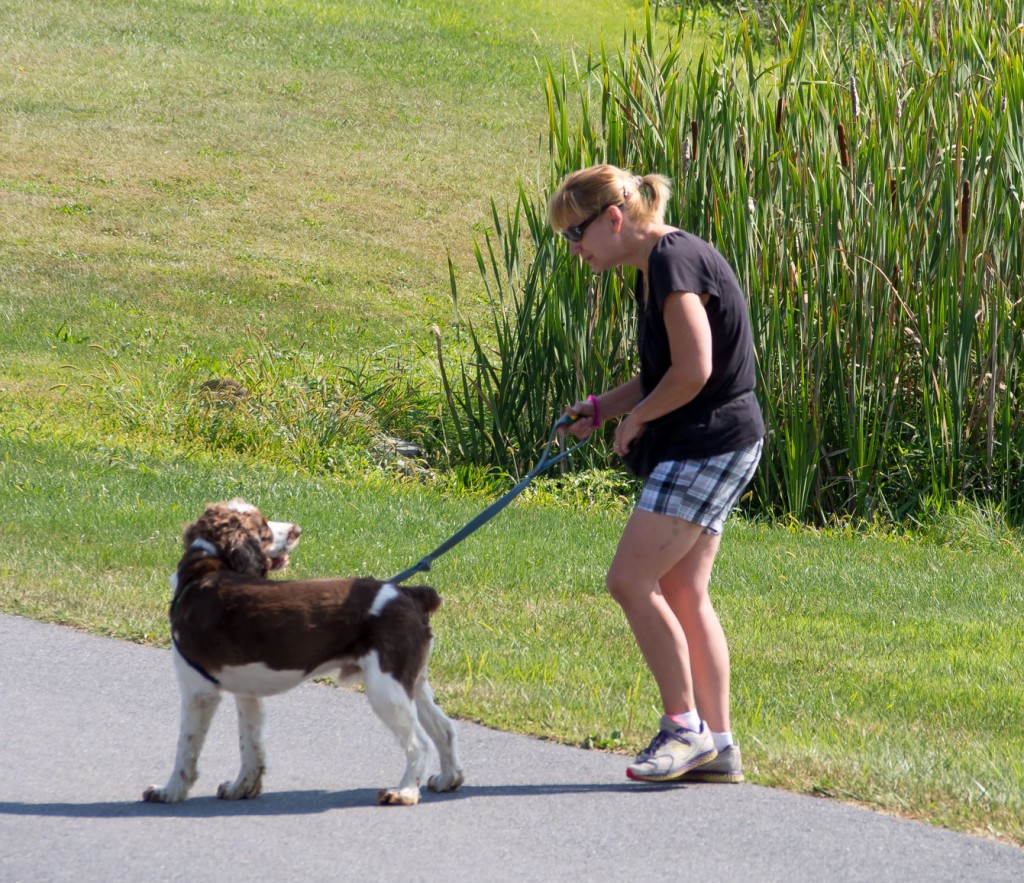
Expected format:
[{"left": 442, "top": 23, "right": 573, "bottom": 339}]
[
  {"left": 667, "top": 710, "right": 702, "bottom": 731},
  {"left": 711, "top": 730, "right": 734, "bottom": 751}
]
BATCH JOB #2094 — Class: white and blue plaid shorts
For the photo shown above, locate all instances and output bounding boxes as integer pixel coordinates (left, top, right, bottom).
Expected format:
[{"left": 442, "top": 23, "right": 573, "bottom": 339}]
[{"left": 636, "top": 439, "right": 763, "bottom": 535}]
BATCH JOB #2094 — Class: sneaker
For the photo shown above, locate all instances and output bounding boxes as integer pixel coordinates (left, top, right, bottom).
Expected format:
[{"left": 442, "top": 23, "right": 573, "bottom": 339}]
[
  {"left": 626, "top": 715, "right": 718, "bottom": 782},
  {"left": 678, "top": 744, "right": 744, "bottom": 783}
]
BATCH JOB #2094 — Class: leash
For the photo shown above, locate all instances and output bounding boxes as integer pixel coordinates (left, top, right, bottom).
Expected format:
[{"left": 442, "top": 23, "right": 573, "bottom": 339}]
[{"left": 387, "top": 414, "right": 590, "bottom": 584}]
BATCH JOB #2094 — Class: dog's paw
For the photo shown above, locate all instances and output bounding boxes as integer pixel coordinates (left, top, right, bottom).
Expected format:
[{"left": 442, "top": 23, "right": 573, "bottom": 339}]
[
  {"left": 142, "top": 785, "right": 184, "bottom": 804},
  {"left": 217, "top": 777, "right": 263, "bottom": 800},
  {"left": 376, "top": 787, "right": 420, "bottom": 806},
  {"left": 427, "top": 769, "right": 465, "bottom": 793}
]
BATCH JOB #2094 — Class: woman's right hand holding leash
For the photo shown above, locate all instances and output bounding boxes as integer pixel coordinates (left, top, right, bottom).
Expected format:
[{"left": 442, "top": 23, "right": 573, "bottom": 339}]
[{"left": 560, "top": 394, "right": 602, "bottom": 439}]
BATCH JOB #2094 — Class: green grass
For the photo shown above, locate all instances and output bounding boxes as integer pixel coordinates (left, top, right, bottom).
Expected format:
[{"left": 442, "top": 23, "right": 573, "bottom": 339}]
[
  {"left": 2, "top": 0, "right": 1023, "bottom": 848},
  {"left": 1, "top": 0, "right": 648, "bottom": 408},
  {"left": 2, "top": 433, "right": 1022, "bottom": 843}
]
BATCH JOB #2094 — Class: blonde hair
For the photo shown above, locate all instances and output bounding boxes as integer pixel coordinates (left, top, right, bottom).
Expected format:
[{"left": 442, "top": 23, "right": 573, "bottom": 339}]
[{"left": 548, "top": 164, "right": 671, "bottom": 232}]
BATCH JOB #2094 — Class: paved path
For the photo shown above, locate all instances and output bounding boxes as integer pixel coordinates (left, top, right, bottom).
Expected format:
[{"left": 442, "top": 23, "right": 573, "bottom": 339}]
[{"left": 1, "top": 614, "right": 1021, "bottom": 882}]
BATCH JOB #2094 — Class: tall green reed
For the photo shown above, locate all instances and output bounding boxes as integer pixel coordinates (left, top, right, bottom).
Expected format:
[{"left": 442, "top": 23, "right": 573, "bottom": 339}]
[{"left": 437, "top": 0, "right": 1023, "bottom": 525}]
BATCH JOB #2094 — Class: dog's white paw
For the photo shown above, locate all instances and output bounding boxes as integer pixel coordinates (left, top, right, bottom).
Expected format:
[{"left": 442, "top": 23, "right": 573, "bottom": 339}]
[
  {"left": 217, "top": 776, "right": 263, "bottom": 800},
  {"left": 142, "top": 785, "right": 185, "bottom": 804},
  {"left": 376, "top": 786, "right": 420, "bottom": 806},
  {"left": 427, "top": 769, "right": 464, "bottom": 793}
]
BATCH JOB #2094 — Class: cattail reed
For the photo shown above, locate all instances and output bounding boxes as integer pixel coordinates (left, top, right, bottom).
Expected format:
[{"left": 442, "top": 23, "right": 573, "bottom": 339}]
[
  {"left": 736, "top": 124, "right": 747, "bottom": 167},
  {"left": 889, "top": 174, "right": 898, "bottom": 209},
  {"left": 961, "top": 179, "right": 971, "bottom": 237},
  {"left": 690, "top": 119, "right": 698, "bottom": 165},
  {"left": 838, "top": 122, "right": 850, "bottom": 168},
  {"left": 775, "top": 95, "right": 785, "bottom": 133},
  {"left": 681, "top": 137, "right": 691, "bottom": 176}
]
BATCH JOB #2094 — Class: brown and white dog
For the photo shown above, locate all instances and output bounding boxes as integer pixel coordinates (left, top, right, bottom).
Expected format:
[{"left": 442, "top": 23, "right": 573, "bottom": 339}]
[{"left": 143, "top": 499, "right": 464, "bottom": 806}]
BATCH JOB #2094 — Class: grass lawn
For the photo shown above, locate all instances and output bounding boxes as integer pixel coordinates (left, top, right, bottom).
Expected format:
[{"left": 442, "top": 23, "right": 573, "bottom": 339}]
[{"left": 2, "top": 0, "right": 1022, "bottom": 847}]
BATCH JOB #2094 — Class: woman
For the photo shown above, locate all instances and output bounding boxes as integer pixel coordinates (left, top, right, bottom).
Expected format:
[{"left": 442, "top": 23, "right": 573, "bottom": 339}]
[{"left": 550, "top": 164, "right": 764, "bottom": 783}]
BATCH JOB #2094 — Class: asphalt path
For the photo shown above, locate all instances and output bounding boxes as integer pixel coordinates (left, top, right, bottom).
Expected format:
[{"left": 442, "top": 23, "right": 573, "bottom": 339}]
[{"left": 1, "top": 614, "right": 1021, "bottom": 882}]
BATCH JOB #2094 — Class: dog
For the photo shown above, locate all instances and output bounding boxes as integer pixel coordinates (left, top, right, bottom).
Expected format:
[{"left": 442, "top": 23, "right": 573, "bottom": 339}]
[{"left": 143, "top": 498, "right": 464, "bottom": 806}]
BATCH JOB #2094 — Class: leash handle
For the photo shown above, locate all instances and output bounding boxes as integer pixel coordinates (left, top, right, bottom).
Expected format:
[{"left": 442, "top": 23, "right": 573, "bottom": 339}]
[{"left": 387, "top": 416, "right": 590, "bottom": 584}]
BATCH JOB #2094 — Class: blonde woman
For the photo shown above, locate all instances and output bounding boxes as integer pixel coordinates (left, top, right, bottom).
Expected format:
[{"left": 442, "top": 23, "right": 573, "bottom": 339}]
[{"left": 551, "top": 164, "right": 764, "bottom": 783}]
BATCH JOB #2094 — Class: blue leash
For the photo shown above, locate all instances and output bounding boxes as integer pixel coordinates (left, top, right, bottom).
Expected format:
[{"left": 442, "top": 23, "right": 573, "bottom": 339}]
[{"left": 387, "top": 414, "right": 590, "bottom": 584}]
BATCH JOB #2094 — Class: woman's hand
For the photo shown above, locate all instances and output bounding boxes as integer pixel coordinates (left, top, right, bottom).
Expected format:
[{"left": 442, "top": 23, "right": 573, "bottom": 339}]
[
  {"left": 613, "top": 412, "right": 646, "bottom": 458},
  {"left": 559, "top": 399, "right": 598, "bottom": 439}
]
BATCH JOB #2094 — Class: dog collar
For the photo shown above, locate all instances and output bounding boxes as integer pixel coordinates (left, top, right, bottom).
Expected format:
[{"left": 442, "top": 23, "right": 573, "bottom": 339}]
[{"left": 190, "top": 538, "right": 219, "bottom": 557}]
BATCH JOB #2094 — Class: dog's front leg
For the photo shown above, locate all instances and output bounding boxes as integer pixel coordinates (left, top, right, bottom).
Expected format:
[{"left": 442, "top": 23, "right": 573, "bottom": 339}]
[
  {"left": 217, "top": 695, "right": 266, "bottom": 800},
  {"left": 143, "top": 683, "right": 221, "bottom": 803}
]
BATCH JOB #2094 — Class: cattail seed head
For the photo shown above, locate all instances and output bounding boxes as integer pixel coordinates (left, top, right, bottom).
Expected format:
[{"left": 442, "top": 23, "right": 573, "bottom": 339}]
[
  {"left": 838, "top": 122, "right": 850, "bottom": 169},
  {"left": 681, "top": 138, "right": 691, "bottom": 176},
  {"left": 775, "top": 95, "right": 785, "bottom": 134},
  {"left": 690, "top": 120, "right": 698, "bottom": 165},
  {"left": 850, "top": 74, "right": 859, "bottom": 119}
]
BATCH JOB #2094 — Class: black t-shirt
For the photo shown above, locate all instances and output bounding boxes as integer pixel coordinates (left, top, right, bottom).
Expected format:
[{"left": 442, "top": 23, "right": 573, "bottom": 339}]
[{"left": 636, "top": 230, "right": 765, "bottom": 459}]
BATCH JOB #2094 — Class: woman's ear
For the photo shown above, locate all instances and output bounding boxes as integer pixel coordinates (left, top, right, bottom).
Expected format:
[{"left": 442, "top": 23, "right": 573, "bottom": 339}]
[{"left": 608, "top": 204, "right": 624, "bottom": 234}]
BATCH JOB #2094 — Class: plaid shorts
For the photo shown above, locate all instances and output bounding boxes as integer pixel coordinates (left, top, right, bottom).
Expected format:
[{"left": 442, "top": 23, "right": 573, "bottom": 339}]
[{"left": 636, "top": 439, "right": 763, "bottom": 535}]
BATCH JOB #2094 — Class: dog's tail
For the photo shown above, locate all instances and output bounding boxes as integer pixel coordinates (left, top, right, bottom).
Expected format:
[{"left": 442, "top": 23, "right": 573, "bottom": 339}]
[{"left": 402, "top": 585, "right": 442, "bottom": 617}]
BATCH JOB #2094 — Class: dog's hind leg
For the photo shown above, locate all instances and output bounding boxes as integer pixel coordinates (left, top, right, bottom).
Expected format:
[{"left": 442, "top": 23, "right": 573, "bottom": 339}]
[
  {"left": 415, "top": 674, "right": 464, "bottom": 793},
  {"left": 143, "top": 663, "right": 221, "bottom": 803},
  {"left": 362, "top": 653, "right": 429, "bottom": 806},
  {"left": 217, "top": 695, "right": 266, "bottom": 800}
]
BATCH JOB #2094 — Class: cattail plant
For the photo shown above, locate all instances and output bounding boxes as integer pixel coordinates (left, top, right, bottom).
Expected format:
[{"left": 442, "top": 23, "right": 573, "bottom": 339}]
[
  {"left": 437, "top": 0, "right": 1024, "bottom": 526},
  {"left": 837, "top": 121, "right": 850, "bottom": 168}
]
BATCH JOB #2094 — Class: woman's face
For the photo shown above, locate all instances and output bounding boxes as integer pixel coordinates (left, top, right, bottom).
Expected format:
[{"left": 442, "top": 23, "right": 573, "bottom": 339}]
[{"left": 565, "top": 204, "right": 621, "bottom": 272}]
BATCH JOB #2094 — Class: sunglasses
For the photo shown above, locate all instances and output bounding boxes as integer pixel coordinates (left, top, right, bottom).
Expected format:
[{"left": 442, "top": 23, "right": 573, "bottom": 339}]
[{"left": 560, "top": 203, "right": 618, "bottom": 243}]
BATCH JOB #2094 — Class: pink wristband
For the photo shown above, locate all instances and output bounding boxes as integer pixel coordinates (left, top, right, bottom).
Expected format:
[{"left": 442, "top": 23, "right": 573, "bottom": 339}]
[{"left": 587, "top": 394, "right": 602, "bottom": 428}]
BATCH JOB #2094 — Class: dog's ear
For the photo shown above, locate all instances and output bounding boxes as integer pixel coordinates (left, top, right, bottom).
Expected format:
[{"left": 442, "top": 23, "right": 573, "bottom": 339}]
[{"left": 221, "top": 517, "right": 269, "bottom": 576}]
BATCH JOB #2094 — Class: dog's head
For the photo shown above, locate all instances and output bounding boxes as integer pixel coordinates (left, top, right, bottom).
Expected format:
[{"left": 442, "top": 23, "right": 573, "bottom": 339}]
[{"left": 183, "top": 498, "right": 301, "bottom": 577}]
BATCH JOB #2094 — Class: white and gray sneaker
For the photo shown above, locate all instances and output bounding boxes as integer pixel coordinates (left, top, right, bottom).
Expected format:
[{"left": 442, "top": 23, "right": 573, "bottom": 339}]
[
  {"left": 679, "top": 744, "right": 744, "bottom": 783},
  {"left": 626, "top": 716, "right": 717, "bottom": 782}
]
